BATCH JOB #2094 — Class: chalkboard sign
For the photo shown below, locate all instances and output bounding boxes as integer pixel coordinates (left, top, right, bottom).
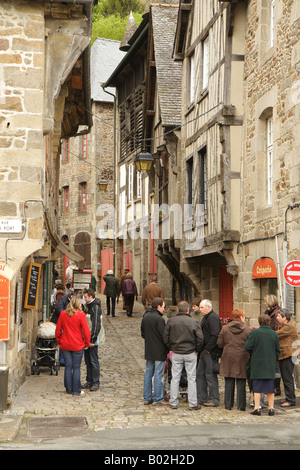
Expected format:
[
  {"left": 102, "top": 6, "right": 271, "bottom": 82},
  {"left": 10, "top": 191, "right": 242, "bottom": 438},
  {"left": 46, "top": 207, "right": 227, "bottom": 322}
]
[{"left": 24, "top": 262, "right": 41, "bottom": 310}]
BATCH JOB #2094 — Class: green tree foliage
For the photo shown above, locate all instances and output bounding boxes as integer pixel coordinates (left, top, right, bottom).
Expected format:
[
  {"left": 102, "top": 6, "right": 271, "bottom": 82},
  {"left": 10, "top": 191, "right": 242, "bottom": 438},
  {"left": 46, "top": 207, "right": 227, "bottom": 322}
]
[
  {"left": 98, "top": 0, "right": 144, "bottom": 18},
  {"left": 92, "top": 2, "right": 144, "bottom": 43}
]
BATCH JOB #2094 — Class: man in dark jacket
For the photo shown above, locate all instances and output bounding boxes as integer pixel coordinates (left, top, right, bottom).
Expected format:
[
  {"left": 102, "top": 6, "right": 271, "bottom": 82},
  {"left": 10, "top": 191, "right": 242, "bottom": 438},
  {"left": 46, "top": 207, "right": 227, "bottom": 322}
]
[
  {"left": 196, "top": 299, "right": 221, "bottom": 407},
  {"left": 141, "top": 297, "right": 169, "bottom": 405},
  {"left": 103, "top": 270, "right": 120, "bottom": 317},
  {"left": 83, "top": 288, "right": 102, "bottom": 391},
  {"left": 163, "top": 301, "right": 204, "bottom": 410}
]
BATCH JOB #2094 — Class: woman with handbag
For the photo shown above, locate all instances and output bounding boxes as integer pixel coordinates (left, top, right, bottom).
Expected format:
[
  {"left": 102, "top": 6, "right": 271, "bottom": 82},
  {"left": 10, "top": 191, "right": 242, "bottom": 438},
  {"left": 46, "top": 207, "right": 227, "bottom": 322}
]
[{"left": 217, "top": 309, "right": 251, "bottom": 411}]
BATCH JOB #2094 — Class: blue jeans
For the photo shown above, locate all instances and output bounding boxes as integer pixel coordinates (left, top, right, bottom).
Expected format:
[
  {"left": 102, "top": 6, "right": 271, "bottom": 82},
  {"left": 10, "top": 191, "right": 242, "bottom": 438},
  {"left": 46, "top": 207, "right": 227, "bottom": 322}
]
[
  {"left": 144, "top": 360, "right": 165, "bottom": 403},
  {"left": 62, "top": 349, "right": 84, "bottom": 395}
]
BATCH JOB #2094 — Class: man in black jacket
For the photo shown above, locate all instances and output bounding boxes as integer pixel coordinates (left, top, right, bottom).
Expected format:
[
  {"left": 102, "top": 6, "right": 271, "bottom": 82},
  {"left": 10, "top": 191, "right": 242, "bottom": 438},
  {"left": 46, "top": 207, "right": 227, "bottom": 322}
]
[
  {"left": 141, "top": 297, "right": 169, "bottom": 405},
  {"left": 163, "top": 301, "right": 204, "bottom": 410},
  {"left": 83, "top": 289, "right": 102, "bottom": 391},
  {"left": 196, "top": 299, "right": 221, "bottom": 407}
]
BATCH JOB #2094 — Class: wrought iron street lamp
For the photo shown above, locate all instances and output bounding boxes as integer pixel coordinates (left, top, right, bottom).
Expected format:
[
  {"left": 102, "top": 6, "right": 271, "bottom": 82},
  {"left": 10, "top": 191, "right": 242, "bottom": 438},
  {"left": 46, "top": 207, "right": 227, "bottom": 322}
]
[
  {"left": 134, "top": 152, "right": 154, "bottom": 172},
  {"left": 97, "top": 179, "right": 108, "bottom": 191}
]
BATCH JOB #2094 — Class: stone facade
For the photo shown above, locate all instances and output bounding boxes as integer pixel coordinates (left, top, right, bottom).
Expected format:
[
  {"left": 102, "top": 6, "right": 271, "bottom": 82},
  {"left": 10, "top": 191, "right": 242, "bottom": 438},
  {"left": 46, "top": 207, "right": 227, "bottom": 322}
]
[
  {"left": 236, "top": 0, "right": 300, "bottom": 326},
  {"left": 0, "top": 0, "right": 94, "bottom": 399}
]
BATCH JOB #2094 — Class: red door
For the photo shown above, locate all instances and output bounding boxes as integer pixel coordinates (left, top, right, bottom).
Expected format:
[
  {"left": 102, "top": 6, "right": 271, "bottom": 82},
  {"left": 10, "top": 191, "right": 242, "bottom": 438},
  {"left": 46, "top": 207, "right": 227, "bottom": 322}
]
[
  {"left": 124, "top": 250, "right": 132, "bottom": 272},
  {"left": 100, "top": 249, "right": 113, "bottom": 293},
  {"left": 149, "top": 223, "right": 157, "bottom": 281},
  {"left": 219, "top": 266, "right": 233, "bottom": 321}
]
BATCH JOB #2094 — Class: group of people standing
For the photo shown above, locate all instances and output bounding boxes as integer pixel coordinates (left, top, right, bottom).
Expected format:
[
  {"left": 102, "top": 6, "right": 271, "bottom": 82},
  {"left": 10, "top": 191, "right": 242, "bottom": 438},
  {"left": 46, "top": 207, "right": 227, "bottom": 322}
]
[{"left": 141, "top": 293, "right": 299, "bottom": 415}]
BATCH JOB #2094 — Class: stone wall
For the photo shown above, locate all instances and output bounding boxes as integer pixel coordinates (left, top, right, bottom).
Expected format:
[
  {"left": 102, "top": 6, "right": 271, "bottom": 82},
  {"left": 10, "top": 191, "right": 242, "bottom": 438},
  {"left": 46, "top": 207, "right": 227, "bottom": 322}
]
[
  {"left": 236, "top": 0, "right": 300, "bottom": 324},
  {"left": 58, "top": 100, "right": 115, "bottom": 286}
]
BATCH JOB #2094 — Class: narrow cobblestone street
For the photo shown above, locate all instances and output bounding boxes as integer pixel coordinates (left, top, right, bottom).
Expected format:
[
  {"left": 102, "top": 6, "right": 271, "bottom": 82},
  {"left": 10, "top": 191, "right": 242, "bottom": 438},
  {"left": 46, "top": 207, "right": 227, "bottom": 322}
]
[{"left": 3, "top": 295, "right": 300, "bottom": 445}]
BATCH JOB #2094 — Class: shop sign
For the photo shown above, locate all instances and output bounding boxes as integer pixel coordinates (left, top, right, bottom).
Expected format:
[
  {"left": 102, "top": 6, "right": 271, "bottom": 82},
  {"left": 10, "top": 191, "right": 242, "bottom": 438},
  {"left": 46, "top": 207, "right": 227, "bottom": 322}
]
[
  {"left": 284, "top": 260, "right": 300, "bottom": 287},
  {"left": 0, "top": 263, "right": 15, "bottom": 341},
  {"left": 252, "top": 257, "right": 277, "bottom": 279}
]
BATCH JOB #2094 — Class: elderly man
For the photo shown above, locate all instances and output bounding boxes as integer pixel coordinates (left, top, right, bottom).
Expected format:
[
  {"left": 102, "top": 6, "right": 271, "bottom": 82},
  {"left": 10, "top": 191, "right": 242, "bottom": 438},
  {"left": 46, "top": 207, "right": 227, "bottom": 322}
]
[
  {"left": 163, "top": 301, "right": 204, "bottom": 410},
  {"left": 196, "top": 299, "right": 221, "bottom": 407}
]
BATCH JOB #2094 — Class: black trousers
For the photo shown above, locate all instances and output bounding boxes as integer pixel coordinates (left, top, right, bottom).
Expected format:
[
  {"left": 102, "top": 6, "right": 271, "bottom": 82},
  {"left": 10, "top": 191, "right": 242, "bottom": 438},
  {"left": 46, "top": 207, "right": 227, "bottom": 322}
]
[
  {"left": 224, "top": 377, "right": 247, "bottom": 410},
  {"left": 124, "top": 294, "right": 135, "bottom": 316},
  {"left": 106, "top": 296, "right": 116, "bottom": 315},
  {"left": 279, "top": 357, "right": 296, "bottom": 405}
]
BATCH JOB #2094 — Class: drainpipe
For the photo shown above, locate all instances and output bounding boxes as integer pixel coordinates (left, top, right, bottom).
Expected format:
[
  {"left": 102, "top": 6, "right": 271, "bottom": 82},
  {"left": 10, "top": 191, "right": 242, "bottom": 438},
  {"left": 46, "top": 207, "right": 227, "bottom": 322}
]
[{"left": 283, "top": 202, "right": 300, "bottom": 309}]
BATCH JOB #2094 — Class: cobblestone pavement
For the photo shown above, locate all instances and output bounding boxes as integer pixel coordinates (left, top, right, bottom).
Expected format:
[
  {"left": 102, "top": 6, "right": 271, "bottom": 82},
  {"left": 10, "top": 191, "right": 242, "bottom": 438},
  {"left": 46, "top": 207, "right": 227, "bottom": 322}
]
[{"left": 4, "top": 295, "right": 300, "bottom": 438}]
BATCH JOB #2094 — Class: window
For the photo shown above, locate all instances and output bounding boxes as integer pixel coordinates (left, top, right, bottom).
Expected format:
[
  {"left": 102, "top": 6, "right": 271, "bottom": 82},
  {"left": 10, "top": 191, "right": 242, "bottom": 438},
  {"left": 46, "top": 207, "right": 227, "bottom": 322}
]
[
  {"left": 186, "top": 156, "right": 194, "bottom": 217},
  {"left": 81, "top": 134, "right": 88, "bottom": 159},
  {"left": 128, "top": 162, "right": 134, "bottom": 203},
  {"left": 198, "top": 147, "right": 207, "bottom": 212},
  {"left": 266, "top": 116, "right": 273, "bottom": 206},
  {"left": 64, "top": 138, "right": 70, "bottom": 164},
  {"left": 63, "top": 186, "right": 69, "bottom": 214},
  {"left": 80, "top": 182, "right": 87, "bottom": 212},
  {"left": 202, "top": 36, "right": 209, "bottom": 89},
  {"left": 188, "top": 53, "right": 196, "bottom": 104},
  {"left": 137, "top": 171, "right": 142, "bottom": 199}
]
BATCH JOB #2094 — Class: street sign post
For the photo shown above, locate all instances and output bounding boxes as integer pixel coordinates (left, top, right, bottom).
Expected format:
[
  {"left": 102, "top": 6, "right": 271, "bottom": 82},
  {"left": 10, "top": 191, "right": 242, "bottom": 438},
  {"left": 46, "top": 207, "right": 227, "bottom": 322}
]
[{"left": 283, "top": 260, "right": 300, "bottom": 287}]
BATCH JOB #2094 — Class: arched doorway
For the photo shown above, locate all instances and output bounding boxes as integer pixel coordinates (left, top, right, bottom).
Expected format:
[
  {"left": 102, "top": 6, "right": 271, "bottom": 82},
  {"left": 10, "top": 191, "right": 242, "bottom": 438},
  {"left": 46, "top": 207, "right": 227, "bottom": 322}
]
[{"left": 74, "top": 232, "right": 91, "bottom": 269}]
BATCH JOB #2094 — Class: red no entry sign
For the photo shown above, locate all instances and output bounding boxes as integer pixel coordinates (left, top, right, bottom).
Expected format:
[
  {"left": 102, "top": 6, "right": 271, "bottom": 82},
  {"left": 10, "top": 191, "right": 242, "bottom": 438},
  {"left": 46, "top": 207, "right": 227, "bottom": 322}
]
[{"left": 284, "top": 260, "right": 300, "bottom": 287}]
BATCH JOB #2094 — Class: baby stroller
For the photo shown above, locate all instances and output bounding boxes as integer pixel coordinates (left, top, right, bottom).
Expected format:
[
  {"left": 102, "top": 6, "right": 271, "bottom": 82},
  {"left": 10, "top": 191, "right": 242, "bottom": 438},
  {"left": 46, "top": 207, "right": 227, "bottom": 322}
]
[
  {"left": 31, "top": 321, "right": 59, "bottom": 376},
  {"left": 164, "top": 351, "right": 188, "bottom": 401}
]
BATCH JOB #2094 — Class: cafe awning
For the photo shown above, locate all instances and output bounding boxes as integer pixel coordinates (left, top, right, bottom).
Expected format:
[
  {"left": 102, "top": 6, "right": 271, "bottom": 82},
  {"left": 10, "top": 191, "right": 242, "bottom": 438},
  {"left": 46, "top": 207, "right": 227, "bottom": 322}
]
[{"left": 252, "top": 257, "right": 277, "bottom": 279}]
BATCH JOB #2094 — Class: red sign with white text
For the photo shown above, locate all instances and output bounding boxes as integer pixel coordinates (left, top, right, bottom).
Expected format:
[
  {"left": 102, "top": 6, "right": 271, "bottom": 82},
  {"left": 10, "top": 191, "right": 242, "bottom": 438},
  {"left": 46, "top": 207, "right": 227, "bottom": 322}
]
[
  {"left": 284, "top": 260, "right": 300, "bottom": 287},
  {"left": 0, "top": 275, "right": 10, "bottom": 341}
]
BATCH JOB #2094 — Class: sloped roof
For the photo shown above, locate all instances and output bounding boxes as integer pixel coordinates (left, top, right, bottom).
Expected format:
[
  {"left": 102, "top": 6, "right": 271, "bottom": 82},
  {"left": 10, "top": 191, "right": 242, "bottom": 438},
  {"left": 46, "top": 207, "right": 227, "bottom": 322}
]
[
  {"left": 151, "top": 4, "right": 182, "bottom": 127},
  {"left": 90, "top": 38, "right": 126, "bottom": 102}
]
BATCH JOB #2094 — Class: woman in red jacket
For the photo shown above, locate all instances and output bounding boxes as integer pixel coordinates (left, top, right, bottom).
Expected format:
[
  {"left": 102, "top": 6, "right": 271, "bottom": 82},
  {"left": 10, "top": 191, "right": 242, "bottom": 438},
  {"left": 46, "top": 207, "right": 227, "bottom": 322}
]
[{"left": 56, "top": 295, "right": 91, "bottom": 395}]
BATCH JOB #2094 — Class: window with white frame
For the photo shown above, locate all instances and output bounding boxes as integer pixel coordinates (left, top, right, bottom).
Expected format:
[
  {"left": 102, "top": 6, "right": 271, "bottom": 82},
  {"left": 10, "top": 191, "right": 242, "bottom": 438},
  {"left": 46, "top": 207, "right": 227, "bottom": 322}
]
[
  {"left": 128, "top": 162, "right": 134, "bottom": 203},
  {"left": 188, "top": 53, "right": 196, "bottom": 104},
  {"left": 267, "top": 116, "right": 273, "bottom": 206},
  {"left": 137, "top": 171, "right": 142, "bottom": 199}
]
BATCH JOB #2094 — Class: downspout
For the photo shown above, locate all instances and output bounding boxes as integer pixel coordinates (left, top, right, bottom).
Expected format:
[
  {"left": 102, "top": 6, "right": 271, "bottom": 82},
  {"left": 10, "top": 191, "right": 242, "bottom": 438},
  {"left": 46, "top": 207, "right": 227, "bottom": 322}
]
[
  {"left": 101, "top": 85, "right": 116, "bottom": 273},
  {"left": 283, "top": 202, "right": 300, "bottom": 308}
]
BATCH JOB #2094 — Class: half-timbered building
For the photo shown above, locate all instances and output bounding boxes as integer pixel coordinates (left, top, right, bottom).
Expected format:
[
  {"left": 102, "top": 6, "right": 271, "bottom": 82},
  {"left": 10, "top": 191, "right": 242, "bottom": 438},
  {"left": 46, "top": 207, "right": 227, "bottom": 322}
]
[{"left": 174, "top": 0, "right": 247, "bottom": 318}]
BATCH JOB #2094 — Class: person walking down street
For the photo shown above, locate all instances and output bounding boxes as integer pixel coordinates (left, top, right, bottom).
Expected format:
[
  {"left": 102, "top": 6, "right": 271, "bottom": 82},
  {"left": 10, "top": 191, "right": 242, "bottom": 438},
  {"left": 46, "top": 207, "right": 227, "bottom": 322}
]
[
  {"left": 163, "top": 301, "right": 204, "bottom": 410},
  {"left": 122, "top": 272, "right": 138, "bottom": 317},
  {"left": 142, "top": 276, "right": 164, "bottom": 309},
  {"left": 55, "top": 295, "right": 91, "bottom": 396},
  {"left": 276, "top": 309, "right": 298, "bottom": 408},
  {"left": 264, "top": 294, "right": 281, "bottom": 395},
  {"left": 83, "top": 288, "right": 102, "bottom": 391},
  {"left": 141, "top": 298, "right": 169, "bottom": 406},
  {"left": 120, "top": 268, "right": 130, "bottom": 311},
  {"left": 217, "top": 309, "right": 251, "bottom": 411},
  {"left": 196, "top": 299, "right": 221, "bottom": 407},
  {"left": 103, "top": 270, "right": 120, "bottom": 317},
  {"left": 245, "top": 314, "right": 280, "bottom": 416}
]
